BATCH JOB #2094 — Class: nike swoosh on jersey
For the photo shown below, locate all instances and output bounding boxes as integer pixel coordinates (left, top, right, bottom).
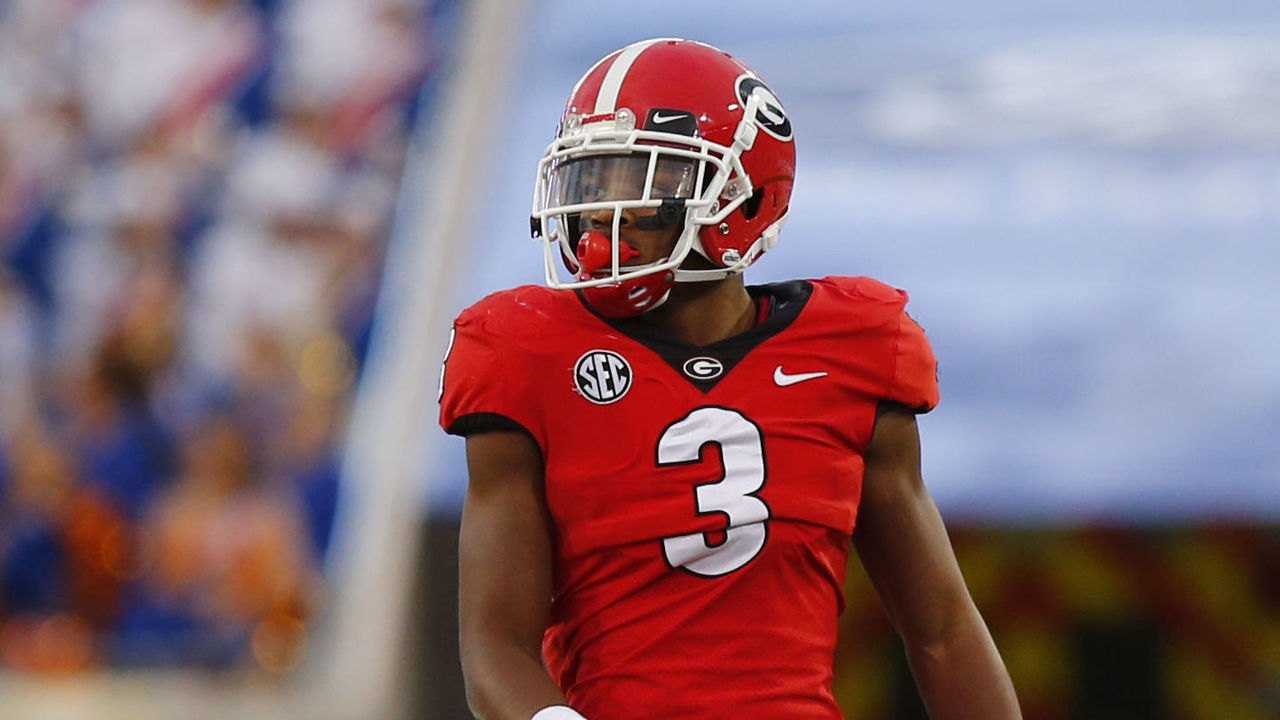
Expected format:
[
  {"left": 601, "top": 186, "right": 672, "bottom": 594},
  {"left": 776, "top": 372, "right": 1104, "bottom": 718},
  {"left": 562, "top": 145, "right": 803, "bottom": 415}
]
[{"left": 773, "top": 366, "right": 828, "bottom": 386}]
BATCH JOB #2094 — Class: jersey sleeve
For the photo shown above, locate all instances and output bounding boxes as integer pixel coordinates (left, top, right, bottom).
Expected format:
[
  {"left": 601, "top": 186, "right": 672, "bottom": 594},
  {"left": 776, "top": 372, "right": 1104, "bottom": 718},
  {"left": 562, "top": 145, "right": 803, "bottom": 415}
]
[
  {"left": 888, "top": 309, "right": 939, "bottom": 413},
  {"left": 437, "top": 306, "right": 544, "bottom": 448}
]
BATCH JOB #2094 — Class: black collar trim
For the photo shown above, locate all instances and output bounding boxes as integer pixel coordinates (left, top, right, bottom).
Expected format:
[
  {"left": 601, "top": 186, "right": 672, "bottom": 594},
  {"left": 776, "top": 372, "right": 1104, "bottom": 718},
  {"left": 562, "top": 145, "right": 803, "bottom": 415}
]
[{"left": 576, "top": 280, "right": 813, "bottom": 392}]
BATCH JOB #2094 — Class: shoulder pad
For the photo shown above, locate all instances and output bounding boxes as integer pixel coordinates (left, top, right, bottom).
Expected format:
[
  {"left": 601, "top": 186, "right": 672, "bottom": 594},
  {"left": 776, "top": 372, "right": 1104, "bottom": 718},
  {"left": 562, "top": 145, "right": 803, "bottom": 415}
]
[
  {"left": 456, "top": 285, "right": 577, "bottom": 338},
  {"left": 820, "top": 275, "right": 907, "bottom": 306}
]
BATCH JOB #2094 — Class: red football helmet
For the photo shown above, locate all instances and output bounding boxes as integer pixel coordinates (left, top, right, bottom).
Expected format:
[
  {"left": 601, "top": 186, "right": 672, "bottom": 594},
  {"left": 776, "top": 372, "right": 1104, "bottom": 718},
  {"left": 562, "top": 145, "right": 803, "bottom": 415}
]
[{"left": 532, "top": 38, "right": 796, "bottom": 317}]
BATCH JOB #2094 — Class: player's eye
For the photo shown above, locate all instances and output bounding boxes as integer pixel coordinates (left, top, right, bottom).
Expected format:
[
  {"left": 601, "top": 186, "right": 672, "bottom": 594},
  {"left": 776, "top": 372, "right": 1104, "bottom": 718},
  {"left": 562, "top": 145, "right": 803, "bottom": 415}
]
[
  {"left": 650, "top": 157, "right": 696, "bottom": 199},
  {"left": 554, "top": 154, "right": 697, "bottom": 205}
]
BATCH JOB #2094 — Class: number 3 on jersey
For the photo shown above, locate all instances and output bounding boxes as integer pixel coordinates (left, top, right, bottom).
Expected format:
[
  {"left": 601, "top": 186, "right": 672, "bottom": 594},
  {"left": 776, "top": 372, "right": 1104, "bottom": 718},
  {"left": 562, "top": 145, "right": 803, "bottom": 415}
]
[{"left": 658, "top": 407, "right": 770, "bottom": 577}]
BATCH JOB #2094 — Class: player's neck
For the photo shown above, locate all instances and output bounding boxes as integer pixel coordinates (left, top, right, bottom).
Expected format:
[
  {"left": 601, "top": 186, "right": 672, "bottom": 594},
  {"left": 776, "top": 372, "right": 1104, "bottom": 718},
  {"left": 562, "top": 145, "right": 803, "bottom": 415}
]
[{"left": 640, "top": 276, "right": 755, "bottom": 346}]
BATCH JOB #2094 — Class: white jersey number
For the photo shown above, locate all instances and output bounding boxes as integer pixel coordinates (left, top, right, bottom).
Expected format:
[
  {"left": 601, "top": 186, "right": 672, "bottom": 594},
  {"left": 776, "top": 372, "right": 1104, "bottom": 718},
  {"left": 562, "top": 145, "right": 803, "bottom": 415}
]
[{"left": 658, "top": 407, "right": 770, "bottom": 577}]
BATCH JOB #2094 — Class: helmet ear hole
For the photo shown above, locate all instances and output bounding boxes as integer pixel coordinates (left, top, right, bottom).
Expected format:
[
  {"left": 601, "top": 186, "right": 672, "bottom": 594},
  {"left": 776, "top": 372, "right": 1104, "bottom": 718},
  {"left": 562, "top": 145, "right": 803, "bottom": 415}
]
[
  {"left": 700, "top": 170, "right": 717, "bottom": 195},
  {"left": 741, "top": 188, "right": 765, "bottom": 220}
]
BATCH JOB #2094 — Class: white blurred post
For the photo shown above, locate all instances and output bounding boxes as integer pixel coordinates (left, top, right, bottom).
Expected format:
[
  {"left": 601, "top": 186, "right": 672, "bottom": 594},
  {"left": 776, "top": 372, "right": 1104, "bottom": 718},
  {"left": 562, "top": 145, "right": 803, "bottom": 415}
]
[{"left": 314, "top": 0, "right": 528, "bottom": 717}]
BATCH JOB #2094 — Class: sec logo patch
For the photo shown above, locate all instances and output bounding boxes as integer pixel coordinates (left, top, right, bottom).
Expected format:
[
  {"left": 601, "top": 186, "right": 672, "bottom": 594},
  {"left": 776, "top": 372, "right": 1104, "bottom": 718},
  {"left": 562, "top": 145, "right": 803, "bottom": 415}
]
[{"left": 574, "top": 350, "right": 632, "bottom": 404}]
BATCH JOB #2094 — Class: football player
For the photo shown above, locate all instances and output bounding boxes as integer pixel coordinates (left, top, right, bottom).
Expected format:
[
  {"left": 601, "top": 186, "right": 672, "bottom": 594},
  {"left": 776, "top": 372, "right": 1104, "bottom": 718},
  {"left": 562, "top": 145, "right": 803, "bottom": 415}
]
[{"left": 440, "top": 38, "right": 1021, "bottom": 720}]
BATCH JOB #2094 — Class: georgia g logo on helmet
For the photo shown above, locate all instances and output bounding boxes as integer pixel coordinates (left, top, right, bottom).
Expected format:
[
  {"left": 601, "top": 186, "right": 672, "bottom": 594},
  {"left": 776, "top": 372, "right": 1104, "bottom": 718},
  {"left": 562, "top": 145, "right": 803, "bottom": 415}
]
[{"left": 735, "top": 75, "right": 792, "bottom": 142}]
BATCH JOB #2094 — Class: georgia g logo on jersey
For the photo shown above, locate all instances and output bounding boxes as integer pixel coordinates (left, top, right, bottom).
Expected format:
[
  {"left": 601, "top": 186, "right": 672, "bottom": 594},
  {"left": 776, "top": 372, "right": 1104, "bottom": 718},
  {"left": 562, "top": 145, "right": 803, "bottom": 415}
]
[
  {"left": 682, "top": 356, "right": 724, "bottom": 381},
  {"left": 574, "top": 349, "right": 633, "bottom": 404},
  {"left": 735, "top": 75, "right": 792, "bottom": 142}
]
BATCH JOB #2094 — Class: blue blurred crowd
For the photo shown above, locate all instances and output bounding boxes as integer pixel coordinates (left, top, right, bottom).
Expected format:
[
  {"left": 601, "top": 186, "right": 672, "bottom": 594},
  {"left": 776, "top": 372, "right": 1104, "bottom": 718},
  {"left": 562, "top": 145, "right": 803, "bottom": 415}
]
[{"left": 0, "top": 0, "right": 438, "bottom": 673}]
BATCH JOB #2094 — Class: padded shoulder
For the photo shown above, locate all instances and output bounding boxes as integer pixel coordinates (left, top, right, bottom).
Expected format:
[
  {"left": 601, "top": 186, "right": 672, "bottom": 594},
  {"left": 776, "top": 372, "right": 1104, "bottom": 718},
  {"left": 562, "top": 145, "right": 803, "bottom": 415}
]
[
  {"left": 456, "top": 285, "right": 580, "bottom": 343},
  {"left": 455, "top": 285, "right": 586, "bottom": 353},
  {"left": 438, "top": 286, "right": 579, "bottom": 449},
  {"left": 800, "top": 275, "right": 911, "bottom": 335},
  {"left": 818, "top": 275, "right": 908, "bottom": 307},
  {"left": 809, "top": 276, "right": 938, "bottom": 413}
]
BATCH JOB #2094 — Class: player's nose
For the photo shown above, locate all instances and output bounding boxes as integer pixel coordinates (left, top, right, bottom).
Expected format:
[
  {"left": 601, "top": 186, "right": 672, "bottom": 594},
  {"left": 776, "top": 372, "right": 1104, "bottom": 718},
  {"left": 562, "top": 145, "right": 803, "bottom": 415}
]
[{"left": 587, "top": 206, "right": 636, "bottom": 232}]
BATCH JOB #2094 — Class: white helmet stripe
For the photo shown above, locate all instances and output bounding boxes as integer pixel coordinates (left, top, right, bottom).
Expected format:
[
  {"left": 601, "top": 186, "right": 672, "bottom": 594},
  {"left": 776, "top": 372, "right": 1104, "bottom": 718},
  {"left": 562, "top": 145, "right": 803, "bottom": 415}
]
[{"left": 593, "top": 38, "right": 677, "bottom": 114}]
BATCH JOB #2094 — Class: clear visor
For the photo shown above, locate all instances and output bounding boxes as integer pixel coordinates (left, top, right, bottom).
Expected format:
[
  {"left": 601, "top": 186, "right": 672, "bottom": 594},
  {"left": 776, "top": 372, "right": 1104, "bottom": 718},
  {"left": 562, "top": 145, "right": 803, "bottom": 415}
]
[{"left": 549, "top": 153, "right": 699, "bottom": 207}]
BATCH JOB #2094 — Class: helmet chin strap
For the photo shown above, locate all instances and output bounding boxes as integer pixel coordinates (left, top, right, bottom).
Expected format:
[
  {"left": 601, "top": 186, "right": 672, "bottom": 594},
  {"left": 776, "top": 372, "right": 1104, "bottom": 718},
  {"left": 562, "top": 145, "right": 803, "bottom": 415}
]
[
  {"left": 674, "top": 266, "right": 739, "bottom": 283},
  {"left": 673, "top": 206, "right": 789, "bottom": 284},
  {"left": 669, "top": 238, "right": 741, "bottom": 283}
]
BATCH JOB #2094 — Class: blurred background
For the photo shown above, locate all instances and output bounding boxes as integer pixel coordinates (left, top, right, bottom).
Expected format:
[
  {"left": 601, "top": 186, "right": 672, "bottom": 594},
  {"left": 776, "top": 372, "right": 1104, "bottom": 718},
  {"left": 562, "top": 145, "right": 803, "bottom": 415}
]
[{"left": 1, "top": 0, "right": 1277, "bottom": 718}]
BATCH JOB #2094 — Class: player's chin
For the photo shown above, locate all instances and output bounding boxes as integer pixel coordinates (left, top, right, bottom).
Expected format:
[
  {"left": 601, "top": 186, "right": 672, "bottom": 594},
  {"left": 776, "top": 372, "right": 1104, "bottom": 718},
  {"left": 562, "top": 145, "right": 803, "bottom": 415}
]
[
  {"left": 607, "top": 259, "right": 657, "bottom": 272},
  {"left": 585, "top": 269, "right": 642, "bottom": 283},
  {"left": 678, "top": 253, "right": 718, "bottom": 272}
]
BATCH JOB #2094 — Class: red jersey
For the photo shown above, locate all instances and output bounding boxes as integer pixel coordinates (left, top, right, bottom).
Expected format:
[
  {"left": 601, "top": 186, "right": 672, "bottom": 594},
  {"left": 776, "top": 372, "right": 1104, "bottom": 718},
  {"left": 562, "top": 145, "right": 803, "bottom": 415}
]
[{"left": 439, "top": 276, "right": 938, "bottom": 720}]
